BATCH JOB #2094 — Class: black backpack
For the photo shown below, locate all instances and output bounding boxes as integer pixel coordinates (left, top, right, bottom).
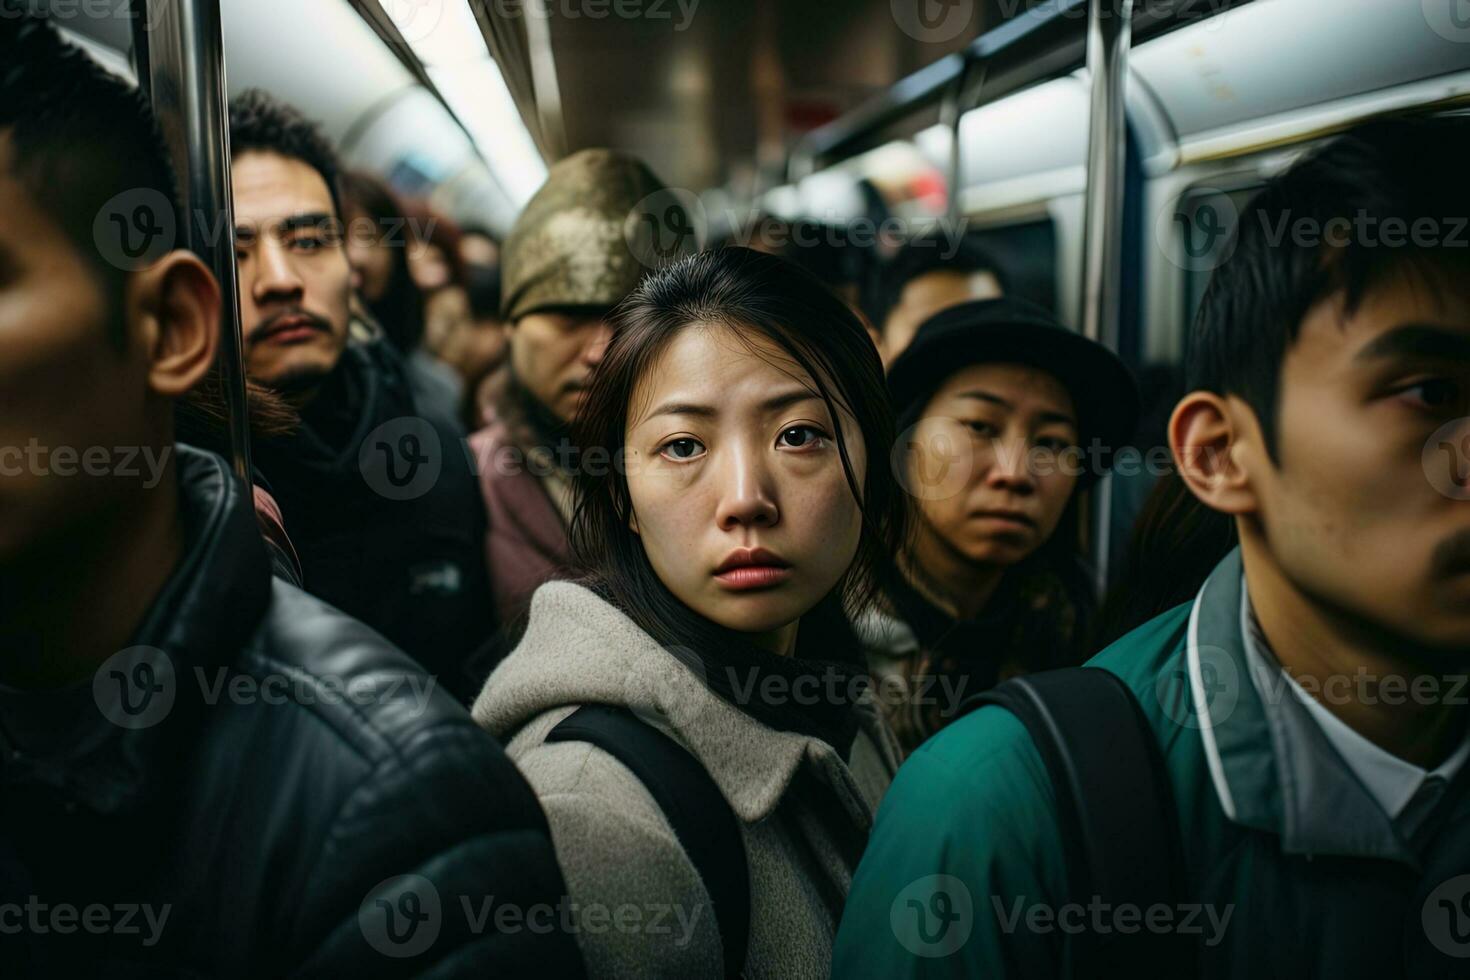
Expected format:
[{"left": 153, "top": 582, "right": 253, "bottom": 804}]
[
  {"left": 957, "top": 667, "right": 1196, "bottom": 978},
  {"left": 546, "top": 705, "right": 750, "bottom": 978}
]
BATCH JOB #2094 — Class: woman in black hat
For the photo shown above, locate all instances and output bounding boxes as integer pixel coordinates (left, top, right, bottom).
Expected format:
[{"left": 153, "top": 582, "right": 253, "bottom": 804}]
[{"left": 860, "top": 296, "right": 1140, "bottom": 757}]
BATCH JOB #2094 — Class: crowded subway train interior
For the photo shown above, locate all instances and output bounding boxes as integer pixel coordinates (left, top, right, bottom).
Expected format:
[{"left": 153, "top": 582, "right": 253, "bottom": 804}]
[{"left": 3, "top": 0, "right": 1470, "bottom": 976}]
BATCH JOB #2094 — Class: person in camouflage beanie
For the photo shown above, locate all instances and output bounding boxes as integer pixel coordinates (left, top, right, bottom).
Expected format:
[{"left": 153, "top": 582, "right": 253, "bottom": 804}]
[
  {"left": 500, "top": 148, "right": 674, "bottom": 324},
  {"left": 470, "top": 148, "right": 681, "bottom": 649}
]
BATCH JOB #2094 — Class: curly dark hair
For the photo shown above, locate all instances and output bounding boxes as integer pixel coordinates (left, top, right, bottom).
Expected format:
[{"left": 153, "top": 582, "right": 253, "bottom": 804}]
[
  {"left": 0, "top": 5, "right": 182, "bottom": 346},
  {"left": 227, "top": 88, "right": 343, "bottom": 220}
]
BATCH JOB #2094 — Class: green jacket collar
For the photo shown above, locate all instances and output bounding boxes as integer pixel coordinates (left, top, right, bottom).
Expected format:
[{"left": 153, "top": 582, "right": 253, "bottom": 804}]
[{"left": 1187, "top": 549, "right": 1444, "bottom": 864}]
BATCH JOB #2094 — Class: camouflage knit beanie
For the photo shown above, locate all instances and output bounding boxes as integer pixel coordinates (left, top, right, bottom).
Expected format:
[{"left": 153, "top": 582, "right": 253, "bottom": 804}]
[{"left": 500, "top": 148, "right": 679, "bottom": 321}]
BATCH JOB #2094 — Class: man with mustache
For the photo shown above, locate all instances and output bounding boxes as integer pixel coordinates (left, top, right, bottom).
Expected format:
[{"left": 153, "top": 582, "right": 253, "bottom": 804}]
[
  {"left": 230, "top": 91, "right": 493, "bottom": 701},
  {"left": 836, "top": 116, "right": 1470, "bottom": 977},
  {"left": 471, "top": 149, "right": 680, "bottom": 635}
]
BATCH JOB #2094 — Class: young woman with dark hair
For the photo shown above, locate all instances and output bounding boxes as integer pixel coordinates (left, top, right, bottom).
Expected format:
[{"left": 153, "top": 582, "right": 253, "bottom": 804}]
[
  {"left": 472, "top": 247, "right": 908, "bottom": 978},
  {"left": 862, "top": 297, "right": 1139, "bottom": 756}
]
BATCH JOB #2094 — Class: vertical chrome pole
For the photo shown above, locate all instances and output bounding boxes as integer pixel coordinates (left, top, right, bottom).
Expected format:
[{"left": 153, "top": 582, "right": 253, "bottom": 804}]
[
  {"left": 942, "top": 58, "right": 984, "bottom": 231},
  {"left": 136, "top": 0, "right": 252, "bottom": 482},
  {"left": 1079, "top": 0, "right": 1133, "bottom": 593},
  {"left": 940, "top": 77, "right": 964, "bottom": 228}
]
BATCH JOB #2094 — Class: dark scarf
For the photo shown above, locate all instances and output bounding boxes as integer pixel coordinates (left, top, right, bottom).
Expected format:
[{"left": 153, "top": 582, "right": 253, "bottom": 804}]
[
  {"left": 510, "top": 368, "right": 570, "bottom": 448},
  {"left": 886, "top": 571, "right": 1016, "bottom": 695},
  {"left": 258, "top": 340, "right": 410, "bottom": 480},
  {"left": 497, "top": 366, "right": 581, "bottom": 477},
  {"left": 295, "top": 347, "right": 370, "bottom": 455},
  {"left": 659, "top": 595, "right": 868, "bottom": 759},
  {"left": 889, "top": 555, "right": 1089, "bottom": 693}
]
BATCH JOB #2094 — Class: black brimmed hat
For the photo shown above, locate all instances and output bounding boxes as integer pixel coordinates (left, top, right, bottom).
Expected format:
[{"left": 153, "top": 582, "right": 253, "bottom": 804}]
[{"left": 887, "top": 297, "right": 1141, "bottom": 483}]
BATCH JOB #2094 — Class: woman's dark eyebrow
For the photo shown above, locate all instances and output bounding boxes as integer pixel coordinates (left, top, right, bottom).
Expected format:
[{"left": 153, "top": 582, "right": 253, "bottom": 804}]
[
  {"left": 644, "top": 401, "right": 717, "bottom": 421},
  {"left": 644, "top": 388, "right": 819, "bottom": 422},
  {"left": 1354, "top": 323, "right": 1470, "bottom": 364},
  {"left": 958, "top": 389, "right": 1076, "bottom": 425},
  {"left": 956, "top": 390, "right": 1012, "bottom": 409},
  {"left": 761, "top": 388, "right": 823, "bottom": 414}
]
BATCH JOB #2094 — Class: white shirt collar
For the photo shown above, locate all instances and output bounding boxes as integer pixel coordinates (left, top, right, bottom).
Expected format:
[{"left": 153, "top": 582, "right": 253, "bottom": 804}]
[{"left": 1241, "top": 578, "right": 1470, "bottom": 823}]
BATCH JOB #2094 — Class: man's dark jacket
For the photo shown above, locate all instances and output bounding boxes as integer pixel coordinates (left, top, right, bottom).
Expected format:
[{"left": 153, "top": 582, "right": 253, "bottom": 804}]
[
  {"left": 254, "top": 340, "right": 495, "bottom": 701},
  {"left": 0, "top": 446, "right": 585, "bottom": 978}
]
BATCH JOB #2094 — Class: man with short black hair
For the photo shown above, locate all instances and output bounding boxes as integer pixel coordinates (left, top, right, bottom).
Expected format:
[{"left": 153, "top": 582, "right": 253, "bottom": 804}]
[
  {"left": 879, "top": 231, "right": 1007, "bottom": 368},
  {"left": 835, "top": 116, "right": 1470, "bottom": 978},
  {"left": 229, "top": 90, "right": 493, "bottom": 699},
  {"left": 0, "top": 15, "right": 583, "bottom": 976}
]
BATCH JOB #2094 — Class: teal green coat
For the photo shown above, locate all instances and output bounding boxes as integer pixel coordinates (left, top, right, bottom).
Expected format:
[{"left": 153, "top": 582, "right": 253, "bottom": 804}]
[{"left": 833, "top": 550, "right": 1470, "bottom": 978}]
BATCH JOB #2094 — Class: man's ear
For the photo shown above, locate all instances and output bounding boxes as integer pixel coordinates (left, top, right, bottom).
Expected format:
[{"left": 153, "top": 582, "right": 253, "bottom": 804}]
[
  {"left": 1169, "top": 391, "right": 1260, "bottom": 516},
  {"left": 131, "top": 250, "right": 221, "bottom": 398}
]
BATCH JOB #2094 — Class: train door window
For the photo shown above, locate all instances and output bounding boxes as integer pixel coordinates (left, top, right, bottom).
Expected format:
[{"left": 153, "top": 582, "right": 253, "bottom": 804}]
[{"left": 964, "top": 217, "right": 1059, "bottom": 315}]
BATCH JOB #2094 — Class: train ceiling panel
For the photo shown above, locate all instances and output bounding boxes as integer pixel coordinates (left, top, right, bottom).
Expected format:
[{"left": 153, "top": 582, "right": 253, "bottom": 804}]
[
  {"left": 535, "top": 0, "right": 980, "bottom": 195},
  {"left": 1133, "top": 0, "right": 1470, "bottom": 146},
  {"left": 219, "top": 0, "right": 415, "bottom": 143}
]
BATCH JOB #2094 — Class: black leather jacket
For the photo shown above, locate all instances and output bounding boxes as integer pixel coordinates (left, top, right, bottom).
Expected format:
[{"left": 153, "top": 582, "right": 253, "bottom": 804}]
[{"left": 0, "top": 446, "right": 585, "bottom": 979}]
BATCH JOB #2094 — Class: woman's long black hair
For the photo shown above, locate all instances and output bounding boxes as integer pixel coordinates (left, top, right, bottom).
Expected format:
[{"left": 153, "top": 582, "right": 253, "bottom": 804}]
[{"left": 568, "top": 247, "right": 908, "bottom": 669}]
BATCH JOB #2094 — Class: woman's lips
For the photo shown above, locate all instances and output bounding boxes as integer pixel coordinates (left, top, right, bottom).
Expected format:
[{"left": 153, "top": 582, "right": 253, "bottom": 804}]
[
  {"left": 970, "top": 510, "right": 1036, "bottom": 533},
  {"left": 713, "top": 566, "right": 793, "bottom": 590}
]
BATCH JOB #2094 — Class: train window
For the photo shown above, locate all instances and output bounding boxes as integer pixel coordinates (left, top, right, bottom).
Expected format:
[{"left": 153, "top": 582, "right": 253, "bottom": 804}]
[{"left": 964, "top": 217, "right": 1059, "bottom": 314}]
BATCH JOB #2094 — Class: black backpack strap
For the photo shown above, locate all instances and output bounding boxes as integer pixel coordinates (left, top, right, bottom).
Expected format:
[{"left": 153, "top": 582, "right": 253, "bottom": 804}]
[
  {"left": 546, "top": 704, "right": 750, "bottom": 978},
  {"left": 957, "top": 667, "right": 1193, "bottom": 978}
]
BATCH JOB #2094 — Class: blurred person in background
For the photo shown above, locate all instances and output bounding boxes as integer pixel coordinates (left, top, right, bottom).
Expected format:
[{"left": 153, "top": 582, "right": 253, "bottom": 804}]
[
  {"left": 859, "top": 298, "right": 1138, "bottom": 756},
  {"left": 229, "top": 90, "right": 493, "bottom": 700},
  {"left": 878, "top": 229, "right": 1007, "bottom": 369},
  {"left": 402, "top": 198, "right": 471, "bottom": 359},
  {"left": 340, "top": 173, "right": 465, "bottom": 429},
  {"left": 767, "top": 219, "right": 885, "bottom": 353},
  {"left": 458, "top": 222, "right": 502, "bottom": 269},
  {"left": 460, "top": 261, "right": 509, "bottom": 430},
  {"left": 472, "top": 148, "right": 678, "bottom": 634}
]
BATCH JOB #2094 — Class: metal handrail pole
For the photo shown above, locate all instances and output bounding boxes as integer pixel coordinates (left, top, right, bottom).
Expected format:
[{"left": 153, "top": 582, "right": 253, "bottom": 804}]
[
  {"left": 137, "top": 0, "right": 252, "bottom": 482},
  {"left": 1079, "top": 0, "right": 1134, "bottom": 593}
]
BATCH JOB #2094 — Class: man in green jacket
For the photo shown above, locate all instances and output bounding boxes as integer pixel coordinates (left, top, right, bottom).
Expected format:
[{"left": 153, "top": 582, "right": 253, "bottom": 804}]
[{"left": 834, "top": 116, "right": 1470, "bottom": 977}]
